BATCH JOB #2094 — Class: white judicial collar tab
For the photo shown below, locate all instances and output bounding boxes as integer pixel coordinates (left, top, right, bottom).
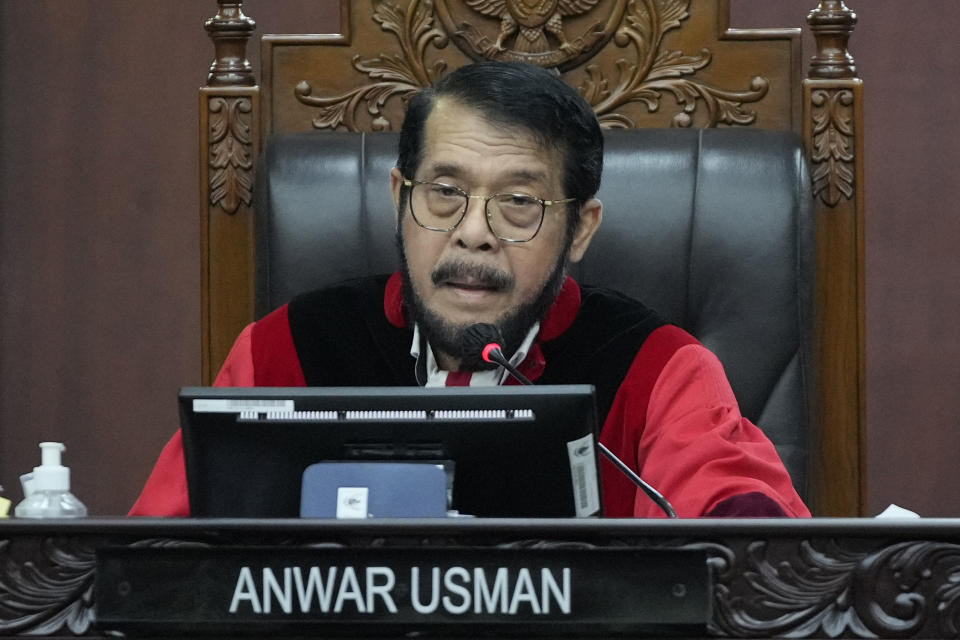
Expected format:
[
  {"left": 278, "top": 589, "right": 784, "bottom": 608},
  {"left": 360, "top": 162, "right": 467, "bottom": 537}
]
[
  {"left": 192, "top": 399, "right": 294, "bottom": 413},
  {"left": 336, "top": 487, "right": 370, "bottom": 519}
]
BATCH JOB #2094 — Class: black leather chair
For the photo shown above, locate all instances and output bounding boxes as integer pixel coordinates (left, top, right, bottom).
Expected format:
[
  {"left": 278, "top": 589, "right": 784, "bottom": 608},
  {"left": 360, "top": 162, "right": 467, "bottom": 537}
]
[{"left": 254, "top": 128, "right": 814, "bottom": 499}]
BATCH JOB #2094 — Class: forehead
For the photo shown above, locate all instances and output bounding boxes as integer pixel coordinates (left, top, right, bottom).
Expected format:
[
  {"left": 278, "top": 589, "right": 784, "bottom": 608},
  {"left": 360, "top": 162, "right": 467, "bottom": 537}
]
[{"left": 419, "top": 99, "right": 563, "bottom": 187}]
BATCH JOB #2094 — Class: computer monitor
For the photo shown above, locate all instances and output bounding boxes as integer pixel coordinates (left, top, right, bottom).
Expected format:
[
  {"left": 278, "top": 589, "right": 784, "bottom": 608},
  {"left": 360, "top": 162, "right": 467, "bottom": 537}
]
[{"left": 180, "top": 385, "right": 601, "bottom": 518}]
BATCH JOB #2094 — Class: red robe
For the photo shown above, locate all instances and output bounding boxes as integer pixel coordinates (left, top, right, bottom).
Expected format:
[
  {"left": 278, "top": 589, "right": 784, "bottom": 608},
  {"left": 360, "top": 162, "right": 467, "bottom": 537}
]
[{"left": 131, "top": 274, "right": 809, "bottom": 518}]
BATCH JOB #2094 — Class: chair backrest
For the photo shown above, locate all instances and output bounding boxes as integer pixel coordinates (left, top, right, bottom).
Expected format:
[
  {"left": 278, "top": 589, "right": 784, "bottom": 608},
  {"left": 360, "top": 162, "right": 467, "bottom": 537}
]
[
  {"left": 198, "top": 0, "right": 866, "bottom": 515},
  {"left": 255, "top": 127, "right": 813, "bottom": 497}
]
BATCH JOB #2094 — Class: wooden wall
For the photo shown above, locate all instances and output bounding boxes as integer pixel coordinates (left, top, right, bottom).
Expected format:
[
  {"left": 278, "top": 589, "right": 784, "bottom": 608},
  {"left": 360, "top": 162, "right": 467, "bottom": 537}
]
[
  {"left": 731, "top": 2, "right": 960, "bottom": 516},
  {"left": 0, "top": 0, "right": 340, "bottom": 514},
  {"left": 1, "top": 0, "right": 957, "bottom": 516}
]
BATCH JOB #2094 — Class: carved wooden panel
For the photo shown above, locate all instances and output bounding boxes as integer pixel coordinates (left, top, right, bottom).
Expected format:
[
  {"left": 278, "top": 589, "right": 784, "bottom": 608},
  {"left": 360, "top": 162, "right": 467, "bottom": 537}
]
[
  {"left": 810, "top": 87, "right": 856, "bottom": 206},
  {"left": 712, "top": 538, "right": 960, "bottom": 638},
  {"left": 0, "top": 537, "right": 96, "bottom": 636},
  {"left": 200, "top": 88, "right": 259, "bottom": 385},
  {"left": 3, "top": 521, "right": 960, "bottom": 638},
  {"left": 264, "top": 0, "right": 801, "bottom": 137},
  {"left": 208, "top": 96, "right": 255, "bottom": 215},
  {"left": 803, "top": 2, "right": 865, "bottom": 517}
]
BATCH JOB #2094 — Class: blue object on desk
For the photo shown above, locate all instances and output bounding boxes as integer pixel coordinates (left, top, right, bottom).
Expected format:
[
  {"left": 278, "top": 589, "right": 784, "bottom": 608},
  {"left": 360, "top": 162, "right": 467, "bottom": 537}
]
[{"left": 300, "top": 462, "right": 448, "bottom": 518}]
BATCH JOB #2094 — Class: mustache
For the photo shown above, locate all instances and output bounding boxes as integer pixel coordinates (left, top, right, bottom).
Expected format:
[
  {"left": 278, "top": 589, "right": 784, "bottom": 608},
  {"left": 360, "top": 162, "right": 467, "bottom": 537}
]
[{"left": 431, "top": 261, "right": 514, "bottom": 291}]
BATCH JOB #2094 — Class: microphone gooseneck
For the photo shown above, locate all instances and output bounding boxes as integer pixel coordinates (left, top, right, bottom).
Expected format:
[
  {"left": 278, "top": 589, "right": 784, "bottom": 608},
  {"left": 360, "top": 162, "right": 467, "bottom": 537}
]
[
  {"left": 596, "top": 443, "right": 677, "bottom": 518},
  {"left": 461, "top": 322, "right": 678, "bottom": 519}
]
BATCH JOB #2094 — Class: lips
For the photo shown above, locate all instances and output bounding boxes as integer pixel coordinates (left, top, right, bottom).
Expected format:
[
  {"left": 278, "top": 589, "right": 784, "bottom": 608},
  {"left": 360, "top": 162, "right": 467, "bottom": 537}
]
[{"left": 442, "top": 276, "right": 496, "bottom": 291}]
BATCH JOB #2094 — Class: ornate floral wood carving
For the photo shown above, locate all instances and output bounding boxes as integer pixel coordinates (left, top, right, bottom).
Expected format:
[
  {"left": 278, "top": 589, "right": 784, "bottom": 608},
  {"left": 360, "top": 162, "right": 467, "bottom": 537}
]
[
  {"left": 577, "top": 0, "right": 768, "bottom": 128},
  {"left": 295, "top": 1, "right": 450, "bottom": 132},
  {"left": 810, "top": 88, "right": 855, "bottom": 207},
  {"left": 0, "top": 537, "right": 95, "bottom": 636},
  {"left": 208, "top": 96, "right": 254, "bottom": 214},
  {"left": 5, "top": 529, "right": 960, "bottom": 638},
  {"left": 295, "top": 0, "right": 768, "bottom": 131},
  {"left": 0, "top": 536, "right": 218, "bottom": 637},
  {"left": 713, "top": 539, "right": 960, "bottom": 638}
]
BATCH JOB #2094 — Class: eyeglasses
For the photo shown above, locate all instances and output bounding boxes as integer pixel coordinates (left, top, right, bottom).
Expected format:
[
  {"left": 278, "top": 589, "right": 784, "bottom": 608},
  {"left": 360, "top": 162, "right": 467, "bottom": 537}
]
[{"left": 402, "top": 178, "right": 576, "bottom": 243}]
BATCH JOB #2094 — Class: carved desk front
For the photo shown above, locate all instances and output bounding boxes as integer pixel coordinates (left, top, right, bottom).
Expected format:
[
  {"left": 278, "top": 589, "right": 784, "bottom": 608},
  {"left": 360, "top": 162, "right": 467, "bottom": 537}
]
[{"left": 2, "top": 518, "right": 960, "bottom": 638}]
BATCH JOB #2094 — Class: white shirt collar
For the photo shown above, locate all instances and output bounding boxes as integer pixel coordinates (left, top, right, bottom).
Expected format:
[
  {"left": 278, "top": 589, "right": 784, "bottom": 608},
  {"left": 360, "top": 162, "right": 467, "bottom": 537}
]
[{"left": 410, "top": 322, "right": 541, "bottom": 387}]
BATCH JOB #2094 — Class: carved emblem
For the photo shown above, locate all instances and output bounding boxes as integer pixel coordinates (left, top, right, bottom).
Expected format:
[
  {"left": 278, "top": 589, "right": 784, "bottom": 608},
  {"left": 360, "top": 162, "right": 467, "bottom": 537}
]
[
  {"left": 295, "top": 0, "right": 768, "bottom": 132},
  {"left": 439, "top": 0, "right": 625, "bottom": 68},
  {"left": 810, "top": 88, "right": 855, "bottom": 207},
  {"left": 208, "top": 96, "right": 254, "bottom": 214},
  {"left": 713, "top": 539, "right": 960, "bottom": 638}
]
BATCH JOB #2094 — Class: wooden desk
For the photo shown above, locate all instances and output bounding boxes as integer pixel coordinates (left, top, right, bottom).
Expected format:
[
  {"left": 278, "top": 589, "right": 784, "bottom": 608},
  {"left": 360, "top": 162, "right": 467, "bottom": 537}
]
[{"left": 2, "top": 518, "right": 959, "bottom": 638}]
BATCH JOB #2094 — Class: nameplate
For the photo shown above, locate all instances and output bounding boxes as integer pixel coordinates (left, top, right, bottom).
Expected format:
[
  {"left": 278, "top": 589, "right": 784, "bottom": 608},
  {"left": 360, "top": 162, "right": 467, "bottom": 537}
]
[{"left": 95, "top": 545, "right": 708, "bottom": 635}]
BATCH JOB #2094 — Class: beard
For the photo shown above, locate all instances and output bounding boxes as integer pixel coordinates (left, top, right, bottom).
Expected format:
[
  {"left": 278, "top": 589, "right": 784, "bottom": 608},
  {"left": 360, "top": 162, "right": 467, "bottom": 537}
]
[{"left": 397, "top": 230, "right": 570, "bottom": 372}]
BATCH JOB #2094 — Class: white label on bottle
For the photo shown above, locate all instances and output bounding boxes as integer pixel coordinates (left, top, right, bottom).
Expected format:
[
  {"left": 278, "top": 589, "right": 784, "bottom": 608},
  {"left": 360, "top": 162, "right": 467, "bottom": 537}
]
[
  {"left": 336, "top": 487, "right": 369, "bottom": 519},
  {"left": 567, "top": 435, "right": 600, "bottom": 517}
]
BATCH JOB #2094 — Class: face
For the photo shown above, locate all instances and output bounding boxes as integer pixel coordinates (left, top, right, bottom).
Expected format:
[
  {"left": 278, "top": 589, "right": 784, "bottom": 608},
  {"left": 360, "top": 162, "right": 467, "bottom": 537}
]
[{"left": 391, "top": 99, "right": 602, "bottom": 370}]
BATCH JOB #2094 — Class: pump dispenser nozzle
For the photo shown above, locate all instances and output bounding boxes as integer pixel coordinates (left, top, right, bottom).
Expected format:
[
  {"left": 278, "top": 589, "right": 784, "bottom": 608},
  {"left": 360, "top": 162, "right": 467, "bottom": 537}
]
[{"left": 41, "top": 441, "right": 64, "bottom": 465}]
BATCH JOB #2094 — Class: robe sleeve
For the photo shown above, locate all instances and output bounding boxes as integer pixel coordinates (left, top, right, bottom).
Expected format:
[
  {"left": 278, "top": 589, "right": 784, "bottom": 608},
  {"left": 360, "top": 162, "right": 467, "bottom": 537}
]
[
  {"left": 633, "top": 344, "right": 810, "bottom": 518},
  {"left": 213, "top": 323, "right": 257, "bottom": 387},
  {"left": 128, "top": 324, "right": 256, "bottom": 516}
]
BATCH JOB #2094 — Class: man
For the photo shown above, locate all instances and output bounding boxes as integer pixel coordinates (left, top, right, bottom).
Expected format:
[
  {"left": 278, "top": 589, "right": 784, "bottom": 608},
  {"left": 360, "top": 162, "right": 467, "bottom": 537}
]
[{"left": 132, "top": 61, "right": 809, "bottom": 518}]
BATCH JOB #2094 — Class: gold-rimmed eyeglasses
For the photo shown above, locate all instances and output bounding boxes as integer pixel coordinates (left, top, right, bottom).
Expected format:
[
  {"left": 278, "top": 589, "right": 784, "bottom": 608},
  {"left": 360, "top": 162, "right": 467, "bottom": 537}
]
[{"left": 402, "top": 178, "right": 575, "bottom": 243}]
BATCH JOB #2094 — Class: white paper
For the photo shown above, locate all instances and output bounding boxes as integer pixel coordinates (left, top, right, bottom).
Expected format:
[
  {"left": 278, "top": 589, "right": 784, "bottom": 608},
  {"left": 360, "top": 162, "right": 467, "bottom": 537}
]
[
  {"left": 336, "top": 486, "right": 370, "bottom": 519},
  {"left": 875, "top": 503, "right": 921, "bottom": 518}
]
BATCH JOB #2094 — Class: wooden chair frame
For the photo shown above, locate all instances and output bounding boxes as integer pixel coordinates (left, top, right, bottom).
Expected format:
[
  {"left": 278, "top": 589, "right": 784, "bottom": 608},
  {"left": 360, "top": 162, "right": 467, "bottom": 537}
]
[{"left": 197, "top": 0, "right": 865, "bottom": 516}]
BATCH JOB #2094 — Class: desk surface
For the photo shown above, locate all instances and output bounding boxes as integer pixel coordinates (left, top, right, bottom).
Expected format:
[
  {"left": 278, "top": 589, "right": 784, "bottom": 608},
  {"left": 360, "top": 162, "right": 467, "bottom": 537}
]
[{"left": 2, "top": 517, "right": 960, "bottom": 638}]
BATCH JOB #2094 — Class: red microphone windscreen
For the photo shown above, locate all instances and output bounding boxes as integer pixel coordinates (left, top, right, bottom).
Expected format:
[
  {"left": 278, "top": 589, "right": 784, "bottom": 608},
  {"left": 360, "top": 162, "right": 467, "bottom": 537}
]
[{"left": 481, "top": 342, "right": 503, "bottom": 363}]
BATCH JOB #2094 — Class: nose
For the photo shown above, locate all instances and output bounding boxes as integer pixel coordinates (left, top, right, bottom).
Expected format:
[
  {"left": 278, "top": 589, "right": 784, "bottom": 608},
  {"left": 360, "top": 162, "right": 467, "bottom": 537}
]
[{"left": 451, "top": 195, "right": 498, "bottom": 250}]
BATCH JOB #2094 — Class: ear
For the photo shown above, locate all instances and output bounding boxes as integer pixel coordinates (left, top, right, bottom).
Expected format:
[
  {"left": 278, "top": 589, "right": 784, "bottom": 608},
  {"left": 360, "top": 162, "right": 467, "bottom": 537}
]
[
  {"left": 390, "top": 167, "right": 404, "bottom": 223},
  {"left": 568, "top": 198, "right": 602, "bottom": 263}
]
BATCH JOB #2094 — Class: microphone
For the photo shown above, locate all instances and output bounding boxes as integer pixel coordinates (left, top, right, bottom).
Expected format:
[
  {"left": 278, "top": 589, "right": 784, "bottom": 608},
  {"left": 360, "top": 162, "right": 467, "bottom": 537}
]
[
  {"left": 461, "top": 323, "right": 532, "bottom": 385},
  {"left": 462, "top": 323, "right": 678, "bottom": 518}
]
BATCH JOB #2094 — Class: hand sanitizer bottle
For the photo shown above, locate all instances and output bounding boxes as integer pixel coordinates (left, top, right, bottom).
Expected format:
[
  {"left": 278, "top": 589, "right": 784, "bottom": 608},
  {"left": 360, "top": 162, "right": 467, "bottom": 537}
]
[{"left": 15, "top": 442, "right": 88, "bottom": 518}]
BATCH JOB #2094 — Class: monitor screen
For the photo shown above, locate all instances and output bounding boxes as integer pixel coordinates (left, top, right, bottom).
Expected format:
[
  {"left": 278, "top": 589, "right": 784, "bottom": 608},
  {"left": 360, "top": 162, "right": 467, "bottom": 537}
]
[{"left": 180, "top": 385, "right": 601, "bottom": 518}]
